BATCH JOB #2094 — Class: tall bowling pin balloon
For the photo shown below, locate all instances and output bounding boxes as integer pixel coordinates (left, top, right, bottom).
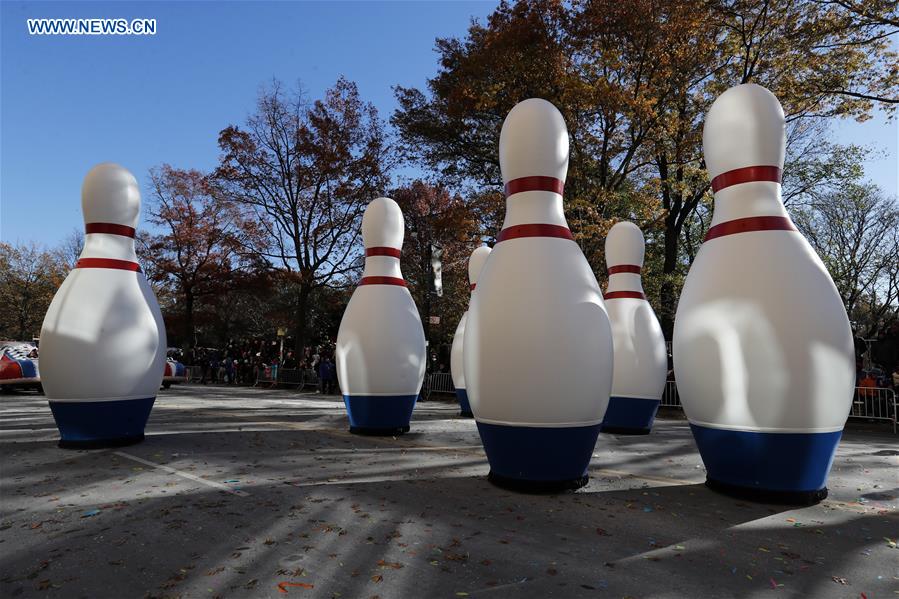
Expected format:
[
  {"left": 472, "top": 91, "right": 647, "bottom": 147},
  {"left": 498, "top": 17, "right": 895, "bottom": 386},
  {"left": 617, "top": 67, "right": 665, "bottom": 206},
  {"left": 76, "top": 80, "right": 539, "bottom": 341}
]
[
  {"left": 464, "top": 98, "right": 614, "bottom": 491},
  {"left": 336, "top": 197, "right": 426, "bottom": 435},
  {"left": 673, "top": 84, "right": 854, "bottom": 503},
  {"left": 600, "top": 222, "right": 667, "bottom": 434},
  {"left": 40, "top": 163, "right": 167, "bottom": 448},
  {"left": 450, "top": 245, "right": 491, "bottom": 417}
]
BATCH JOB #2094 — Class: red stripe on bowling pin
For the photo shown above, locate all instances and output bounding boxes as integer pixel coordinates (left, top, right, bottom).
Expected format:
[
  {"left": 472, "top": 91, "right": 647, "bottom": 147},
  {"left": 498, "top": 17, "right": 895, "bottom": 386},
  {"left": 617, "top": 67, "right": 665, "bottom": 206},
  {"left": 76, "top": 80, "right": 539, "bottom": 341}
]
[
  {"left": 604, "top": 290, "right": 646, "bottom": 300},
  {"left": 359, "top": 276, "right": 407, "bottom": 287},
  {"left": 85, "top": 222, "right": 137, "bottom": 238},
  {"left": 365, "top": 247, "right": 402, "bottom": 258},
  {"left": 504, "top": 176, "right": 564, "bottom": 197},
  {"left": 710, "top": 165, "right": 782, "bottom": 193},
  {"left": 704, "top": 215, "right": 797, "bottom": 242},
  {"left": 497, "top": 224, "right": 573, "bottom": 243},
  {"left": 75, "top": 258, "right": 142, "bottom": 272},
  {"left": 608, "top": 264, "right": 641, "bottom": 275}
]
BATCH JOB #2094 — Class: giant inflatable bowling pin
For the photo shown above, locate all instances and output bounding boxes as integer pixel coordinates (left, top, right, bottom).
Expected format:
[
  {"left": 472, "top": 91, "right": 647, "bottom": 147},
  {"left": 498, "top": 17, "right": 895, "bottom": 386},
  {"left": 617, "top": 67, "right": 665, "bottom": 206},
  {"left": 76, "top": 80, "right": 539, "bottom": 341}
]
[
  {"left": 600, "top": 222, "right": 667, "bottom": 434},
  {"left": 450, "top": 245, "right": 491, "bottom": 417},
  {"left": 673, "top": 84, "right": 854, "bottom": 503},
  {"left": 336, "top": 197, "right": 426, "bottom": 435},
  {"left": 40, "top": 163, "right": 167, "bottom": 448},
  {"left": 464, "top": 99, "right": 614, "bottom": 491}
]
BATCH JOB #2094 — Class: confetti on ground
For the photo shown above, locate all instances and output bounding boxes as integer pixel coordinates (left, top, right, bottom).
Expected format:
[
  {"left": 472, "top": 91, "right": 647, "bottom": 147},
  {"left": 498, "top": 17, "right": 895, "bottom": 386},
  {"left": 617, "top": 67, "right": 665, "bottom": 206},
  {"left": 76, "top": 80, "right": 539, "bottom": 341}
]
[
  {"left": 277, "top": 581, "right": 314, "bottom": 593},
  {"left": 81, "top": 509, "right": 100, "bottom": 518},
  {"left": 1, "top": 385, "right": 895, "bottom": 599}
]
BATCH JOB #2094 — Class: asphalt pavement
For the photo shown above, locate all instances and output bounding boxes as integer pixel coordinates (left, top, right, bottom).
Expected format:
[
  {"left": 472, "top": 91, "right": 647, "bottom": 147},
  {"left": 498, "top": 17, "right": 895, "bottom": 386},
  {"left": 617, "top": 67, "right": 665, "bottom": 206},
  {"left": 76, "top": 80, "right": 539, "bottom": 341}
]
[{"left": 1, "top": 385, "right": 896, "bottom": 599}]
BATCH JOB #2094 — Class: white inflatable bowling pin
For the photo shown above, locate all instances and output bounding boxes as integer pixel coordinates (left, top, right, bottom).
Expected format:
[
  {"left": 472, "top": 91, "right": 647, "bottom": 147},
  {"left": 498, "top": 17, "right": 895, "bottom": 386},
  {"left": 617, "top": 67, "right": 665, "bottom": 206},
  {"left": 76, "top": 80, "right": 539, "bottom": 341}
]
[
  {"left": 600, "top": 222, "right": 667, "bottom": 434},
  {"left": 450, "top": 245, "right": 491, "bottom": 417},
  {"left": 673, "top": 84, "right": 854, "bottom": 502},
  {"left": 464, "top": 99, "right": 614, "bottom": 490},
  {"left": 336, "top": 197, "right": 426, "bottom": 435},
  {"left": 40, "top": 163, "right": 167, "bottom": 448}
]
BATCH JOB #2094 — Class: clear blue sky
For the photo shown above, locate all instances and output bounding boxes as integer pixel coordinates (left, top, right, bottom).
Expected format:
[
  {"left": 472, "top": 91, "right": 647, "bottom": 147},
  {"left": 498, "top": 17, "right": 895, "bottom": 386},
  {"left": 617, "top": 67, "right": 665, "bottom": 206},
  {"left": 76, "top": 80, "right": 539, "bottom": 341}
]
[{"left": 2, "top": 1, "right": 896, "bottom": 248}]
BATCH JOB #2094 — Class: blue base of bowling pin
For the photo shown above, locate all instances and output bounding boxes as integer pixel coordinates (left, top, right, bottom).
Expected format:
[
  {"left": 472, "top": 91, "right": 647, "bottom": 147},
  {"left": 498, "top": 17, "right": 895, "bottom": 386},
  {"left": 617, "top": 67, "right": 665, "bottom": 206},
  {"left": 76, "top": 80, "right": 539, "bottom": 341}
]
[
  {"left": 600, "top": 396, "right": 660, "bottom": 434},
  {"left": 476, "top": 422, "right": 601, "bottom": 493},
  {"left": 690, "top": 424, "right": 842, "bottom": 504},
  {"left": 49, "top": 397, "right": 155, "bottom": 449},
  {"left": 455, "top": 389, "right": 473, "bottom": 418},
  {"left": 343, "top": 394, "right": 417, "bottom": 435}
]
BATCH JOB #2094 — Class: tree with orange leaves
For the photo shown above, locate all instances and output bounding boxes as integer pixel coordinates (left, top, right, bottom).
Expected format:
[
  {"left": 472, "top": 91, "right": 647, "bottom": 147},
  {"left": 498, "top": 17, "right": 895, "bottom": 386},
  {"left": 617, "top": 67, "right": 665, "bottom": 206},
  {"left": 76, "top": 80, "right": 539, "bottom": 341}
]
[
  {"left": 390, "top": 180, "right": 481, "bottom": 352},
  {"left": 142, "top": 165, "right": 257, "bottom": 350},
  {"left": 215, "top": 78, "right": 391, "bottom": 352},
  {"left": 393, "top": 0, "right": 897, "bottom": 338}
]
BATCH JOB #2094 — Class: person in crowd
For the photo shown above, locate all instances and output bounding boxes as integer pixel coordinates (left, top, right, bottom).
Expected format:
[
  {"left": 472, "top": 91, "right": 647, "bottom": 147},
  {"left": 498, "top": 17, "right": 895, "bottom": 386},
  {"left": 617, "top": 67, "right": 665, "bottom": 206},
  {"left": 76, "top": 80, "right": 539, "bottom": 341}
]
[
  {"left": 201, "top": 351, "right": 212, "bottom": 385},
  {"left": 317, "top": 355, "right": 328, "bottom": 394},
  {"left": 217, "top": 358, "right": 226, "bottom": 384},
  {"left": 225, "top": 357, "right": 235, "bottom": 384},
  {"left": 320, "top": 354, "right": 337, "bottom": 394},
  {"left": 858, "top": 370, "right": 877, "bottom": 399},
  {"left": 270, "top": 356, "right": 280, "bottom": 382},
  {"left": 241, "top": 352, "right": 253, "bottom": 384},
  {"left": 311, "top": 347, "right": 321, "bottom": 373},
  {"left": 892, "top": 363, "right": 899, "bottom": 395}
]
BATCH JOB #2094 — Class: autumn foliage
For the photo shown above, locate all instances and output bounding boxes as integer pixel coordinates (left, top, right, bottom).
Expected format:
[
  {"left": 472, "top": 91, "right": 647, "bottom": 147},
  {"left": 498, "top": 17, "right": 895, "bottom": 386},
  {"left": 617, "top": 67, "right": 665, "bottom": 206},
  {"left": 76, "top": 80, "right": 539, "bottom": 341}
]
[{"left": 8, "top": 0, "right": 895, "bottom": 355}]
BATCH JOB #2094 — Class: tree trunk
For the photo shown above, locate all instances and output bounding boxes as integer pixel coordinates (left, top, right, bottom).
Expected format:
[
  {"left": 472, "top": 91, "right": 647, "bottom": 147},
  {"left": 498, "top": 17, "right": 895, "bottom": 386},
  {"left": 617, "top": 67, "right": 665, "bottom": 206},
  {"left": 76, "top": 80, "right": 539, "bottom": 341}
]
[
  {"left": 659, "top": 210, "right": 680, "bottom": 341},
  {"left": 294, "top": 286, "right": 310, "bottom": 354},
  {"left": 423, "top": 242, "right": 432, "bottom": 369},
  {"left": 184, "top": 290, "right": 195, "bottom": 351}
]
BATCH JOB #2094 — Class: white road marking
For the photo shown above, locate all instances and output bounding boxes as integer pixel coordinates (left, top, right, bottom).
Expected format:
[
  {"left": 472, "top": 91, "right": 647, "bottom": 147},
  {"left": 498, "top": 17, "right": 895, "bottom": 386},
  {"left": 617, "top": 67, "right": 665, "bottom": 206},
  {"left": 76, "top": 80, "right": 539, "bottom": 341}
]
[{"left": 113, "top": 451, "right": 250, "bottom": 497}]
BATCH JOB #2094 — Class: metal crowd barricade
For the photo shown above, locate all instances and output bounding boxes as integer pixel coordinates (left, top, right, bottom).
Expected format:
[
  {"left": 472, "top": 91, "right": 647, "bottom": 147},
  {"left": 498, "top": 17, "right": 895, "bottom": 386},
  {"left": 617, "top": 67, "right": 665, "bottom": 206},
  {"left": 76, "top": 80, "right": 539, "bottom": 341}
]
[
  {"left": 278, "top": 368, "right": 304, "bottom": 389},
  {"left": 424, "top": 373, "right": 455, "bottom": 400},
  {"left": 254, "top": 365, "right": 277, "bottom": 388},
  {"left": 849, "top": 386, "right": 897, "bottom": 433},
  {"left": 658, "top": 381, "right": 896, "bottom": 433},
  {"left": 660, "top": 380, "right": 681, "bottom": 408},
  {"left": 188, "top": 366, "right": 203, "bottom": 383},
  {"left": 301, "top": 368, "right": 320, "bottom": 390}
]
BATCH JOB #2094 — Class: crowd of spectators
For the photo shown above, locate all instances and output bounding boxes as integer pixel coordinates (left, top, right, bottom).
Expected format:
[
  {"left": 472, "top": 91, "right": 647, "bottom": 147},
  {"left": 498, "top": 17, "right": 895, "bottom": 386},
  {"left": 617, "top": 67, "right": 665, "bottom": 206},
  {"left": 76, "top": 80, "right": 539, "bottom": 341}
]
[
  {"left": 174, "top": 339, "right": 899, "bottom": 400},
  {"left": 857, "top": 361, "right": 899, "bottom": 394},
  {"left": 175, "top": 339, "right": 453, "bottom": 388},
  {"left": 176, "top": 338, "right": 338, "bottom": 393}
]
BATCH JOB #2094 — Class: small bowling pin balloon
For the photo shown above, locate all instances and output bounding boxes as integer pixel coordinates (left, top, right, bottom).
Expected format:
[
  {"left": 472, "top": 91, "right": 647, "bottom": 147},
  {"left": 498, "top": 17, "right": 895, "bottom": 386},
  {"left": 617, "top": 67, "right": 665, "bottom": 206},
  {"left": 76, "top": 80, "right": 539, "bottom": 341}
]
[
  {"left": 40, "top": 163, "right": 167, "bottom": 448},
  {"left": 673, "top": 84, "right": 854, "bottom": 503},
  {"left": 450, "top": 245, "right": 491, "bottom": 417},
  {"left": 600, "top": 222, "right": 667, "bottom": 434},
  {"left": 336, "top": 197, "right": 426, "bottom": 435},
  {"left": 464, "top": 98, "right": 614, "bottom": 491}
]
